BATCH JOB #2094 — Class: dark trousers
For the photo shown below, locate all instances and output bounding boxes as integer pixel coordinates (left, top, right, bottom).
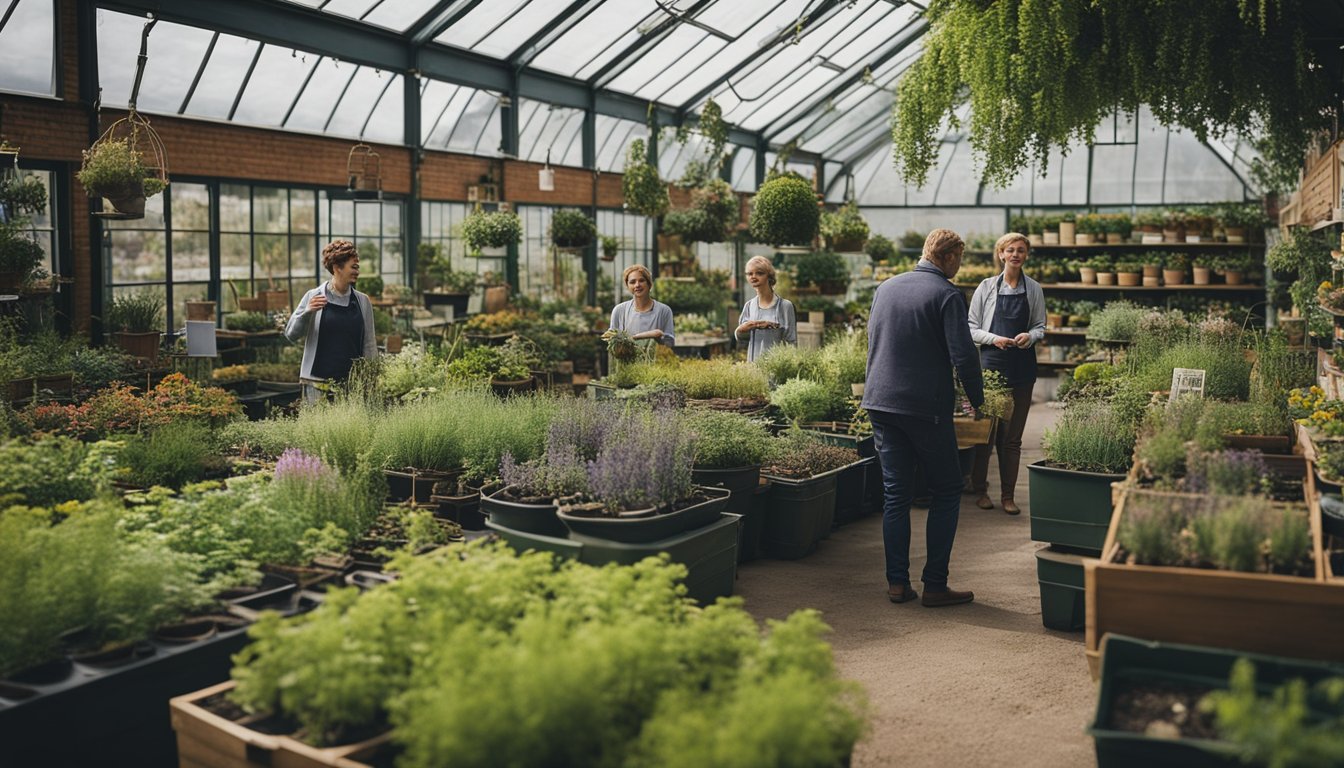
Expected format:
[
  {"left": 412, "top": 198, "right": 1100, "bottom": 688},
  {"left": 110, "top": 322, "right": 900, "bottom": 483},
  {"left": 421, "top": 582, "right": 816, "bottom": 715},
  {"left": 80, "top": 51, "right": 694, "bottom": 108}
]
[
  {"left": 970, "top": 384, "right": 1034, "bottom": 500},
  {"left": 871, "top": 413, "right": 963, "bottom": 589}
]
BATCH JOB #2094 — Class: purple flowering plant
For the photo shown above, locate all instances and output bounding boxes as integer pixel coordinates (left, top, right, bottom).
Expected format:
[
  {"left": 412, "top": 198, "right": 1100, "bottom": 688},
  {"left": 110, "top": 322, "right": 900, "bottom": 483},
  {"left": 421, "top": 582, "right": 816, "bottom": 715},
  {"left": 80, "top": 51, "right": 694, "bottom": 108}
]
[
  {"left": 273, "top": 448, "right": 339, "bottom": 492},
  {"left": 585, "top": 410, "right": 695, "bottom": 512},
  {"left": 1185, "top": 449, "right": 1269, "bottom": 497}
]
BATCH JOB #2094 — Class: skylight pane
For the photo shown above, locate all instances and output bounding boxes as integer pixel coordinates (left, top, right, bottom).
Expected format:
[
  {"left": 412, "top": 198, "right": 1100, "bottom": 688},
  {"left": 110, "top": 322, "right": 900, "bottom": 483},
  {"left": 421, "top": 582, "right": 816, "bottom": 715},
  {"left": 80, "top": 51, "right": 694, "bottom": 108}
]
[
  {"left": 327, "top": 67, "right": 394, "bottom": 138},
  {"left": 434, "top": 0, "right": 530, "bottom": 51},
  {"left": 321, "top": 0, "right": 380, "bottom": 22},
  {"left": 184, "top": 34, "right": 258, "bottom": 119},
  {"left": 449, "top": 90, "right": 502, "bottom": 155},
  {"left": 234, "top": 45, "right": 319, "bottom": 126},
  {"left": 362, "top": 74, "right": 404, "bottom": 143},
  {"left": 285, "top": 58, "right": 350, "bottom": 132},
  {"left": 529, "top": 0, "right": 657, "bottom": 78},
  {"left": 363, "top": 0, "right": 440, "bottom": 32},
  {"left": 473, "top": 0, "right": 574, "bottom": 59},
  {"left": 0, "top": 0, "right": 55, "bottom": 96}
]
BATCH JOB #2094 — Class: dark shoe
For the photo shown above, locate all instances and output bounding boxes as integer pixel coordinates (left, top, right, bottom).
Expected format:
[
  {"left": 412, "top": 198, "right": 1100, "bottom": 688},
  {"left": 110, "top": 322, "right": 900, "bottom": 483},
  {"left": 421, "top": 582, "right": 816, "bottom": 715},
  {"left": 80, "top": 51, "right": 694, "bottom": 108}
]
[
  {"left": 921, "top": 587, "right": 974, "bottom": 607},
  {"left": 1001, "top": 499, "right": 1020, "bottom": 515},
  {"left": 975, "top": 495, "right": 994, "bottom": 510},
  {"left": 887, "top": 584, "right": 919, "bottom": 604}
]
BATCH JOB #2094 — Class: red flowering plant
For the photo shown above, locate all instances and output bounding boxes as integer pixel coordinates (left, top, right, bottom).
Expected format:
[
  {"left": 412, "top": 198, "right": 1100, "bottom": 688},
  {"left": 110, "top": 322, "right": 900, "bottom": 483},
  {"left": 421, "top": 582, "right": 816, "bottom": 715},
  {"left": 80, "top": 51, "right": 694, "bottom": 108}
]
[{"left": 21, "top": 374, "right": 239, "bottom": 440}]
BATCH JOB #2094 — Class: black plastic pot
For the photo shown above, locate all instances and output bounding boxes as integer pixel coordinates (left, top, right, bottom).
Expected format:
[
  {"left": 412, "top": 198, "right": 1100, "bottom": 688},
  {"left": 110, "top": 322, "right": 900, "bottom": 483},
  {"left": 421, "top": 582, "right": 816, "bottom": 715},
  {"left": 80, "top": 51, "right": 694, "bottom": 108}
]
[
  {"left": 691, "top": 465, "right": 761, "bottom": 519},
  {"left": 1035, "top": 545, "right": 1089, "bottom": 632},
  {"left": 760, "top": 468, "right": 841, "bottom": 560},
  {"left": 480, "top": 485, "right": 566, "bottom": 538},
  {"left": 557, "top": 486, "right": 731, "bottom": 544},
  {"left": 832, "top": 457, "right": 874, "bottom": 527},
  {"left": 1088, "top": 634, "right": 1344, "bottom": 768},
  {"left": 431, "top": 490, "right": 487, "bottom": 530},
  {"left": 422, "top": 290, "right": 470, "bottom": 317},
  {"left": 384, "top": 468, "right": 459, "bottom": 505},
  {"left": 740, "top": 476, "right": 771, "bottom": 563}
]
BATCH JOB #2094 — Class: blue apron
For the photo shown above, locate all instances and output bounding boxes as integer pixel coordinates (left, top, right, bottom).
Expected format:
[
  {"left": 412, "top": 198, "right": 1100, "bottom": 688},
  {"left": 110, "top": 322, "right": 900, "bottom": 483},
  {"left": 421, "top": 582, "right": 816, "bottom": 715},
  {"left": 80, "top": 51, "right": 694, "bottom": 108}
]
[{"left": 980, "top": 279, "right": 1037, "bottom": 388}]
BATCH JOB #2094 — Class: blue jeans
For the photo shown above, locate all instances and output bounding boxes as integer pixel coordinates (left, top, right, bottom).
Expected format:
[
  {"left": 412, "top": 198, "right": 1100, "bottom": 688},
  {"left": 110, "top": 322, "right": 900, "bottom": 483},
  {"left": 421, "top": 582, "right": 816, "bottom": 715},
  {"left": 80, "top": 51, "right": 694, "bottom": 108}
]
[{"left": 871, "top": 412, "right": 963, "bottom": 589}]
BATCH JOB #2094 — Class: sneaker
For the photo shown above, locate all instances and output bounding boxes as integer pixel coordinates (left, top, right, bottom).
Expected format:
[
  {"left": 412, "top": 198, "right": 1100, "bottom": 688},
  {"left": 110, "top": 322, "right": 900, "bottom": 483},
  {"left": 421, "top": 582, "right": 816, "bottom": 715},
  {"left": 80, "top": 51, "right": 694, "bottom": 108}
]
[
  {"left": 921, "top": 587, "right": 974, "bottom": 607},
  {"left": 887, "top": 584, "right": 919, "bottom": 604}
]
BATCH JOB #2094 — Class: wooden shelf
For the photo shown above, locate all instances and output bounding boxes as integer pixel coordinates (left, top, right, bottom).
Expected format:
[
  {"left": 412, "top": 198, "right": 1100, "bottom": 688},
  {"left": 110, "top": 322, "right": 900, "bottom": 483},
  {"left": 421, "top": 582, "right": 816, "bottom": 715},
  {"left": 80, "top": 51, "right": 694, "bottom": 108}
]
[
  {"left": 1040, "top": 282, "right": 1263, "bottom": 291},
  {"left": 1044, "top": 328, "right": 1089, "bottom": 336},
  {"left": 1031, "top": 242, "right": 1262, "bottom": 250}
]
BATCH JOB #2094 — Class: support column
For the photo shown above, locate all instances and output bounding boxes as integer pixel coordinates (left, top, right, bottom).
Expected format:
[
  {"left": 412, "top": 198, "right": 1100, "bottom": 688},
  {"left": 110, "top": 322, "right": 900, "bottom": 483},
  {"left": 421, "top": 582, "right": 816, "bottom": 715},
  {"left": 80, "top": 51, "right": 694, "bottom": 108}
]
[
  {"left": 583, "top": 89, "right": 597, "bottom": 306},
  {"left": 502, "top": 75, "right": 520, "bottom": 290},
  {"left": 404, "top": 73, "right": 422, "bottom": 286}
]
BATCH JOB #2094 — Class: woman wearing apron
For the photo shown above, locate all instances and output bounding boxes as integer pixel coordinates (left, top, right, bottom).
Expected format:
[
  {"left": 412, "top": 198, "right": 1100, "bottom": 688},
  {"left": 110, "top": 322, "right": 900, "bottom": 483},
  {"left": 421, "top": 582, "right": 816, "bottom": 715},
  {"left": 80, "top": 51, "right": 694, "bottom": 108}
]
[
  {"left": 967, "top": 233, "right": 1046, "bottom": 514},
  {"left": 284, "top": 239, "right": 379, "bottom": 404}
]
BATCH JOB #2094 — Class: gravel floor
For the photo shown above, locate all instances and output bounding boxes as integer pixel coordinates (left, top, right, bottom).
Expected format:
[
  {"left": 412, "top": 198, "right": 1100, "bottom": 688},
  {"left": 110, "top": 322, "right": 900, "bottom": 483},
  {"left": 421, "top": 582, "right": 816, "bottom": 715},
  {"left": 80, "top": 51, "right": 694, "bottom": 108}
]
[{"left": 737, "top": 390, "right": 1099, "bottom": 768}]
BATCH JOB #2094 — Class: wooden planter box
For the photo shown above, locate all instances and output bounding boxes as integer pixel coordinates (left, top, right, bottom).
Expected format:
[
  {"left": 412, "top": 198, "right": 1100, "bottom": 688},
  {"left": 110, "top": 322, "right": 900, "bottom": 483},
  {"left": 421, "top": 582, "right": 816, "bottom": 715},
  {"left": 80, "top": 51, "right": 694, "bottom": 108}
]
[
  {"left": 1084, "top": 481, "right": 1344, "bottom": 680},
  {"left": 171, "top": 681, "right": 389, "bottom": 768},
  {"left": 952, "top": 415, "right": 998, "bottom": 449}
]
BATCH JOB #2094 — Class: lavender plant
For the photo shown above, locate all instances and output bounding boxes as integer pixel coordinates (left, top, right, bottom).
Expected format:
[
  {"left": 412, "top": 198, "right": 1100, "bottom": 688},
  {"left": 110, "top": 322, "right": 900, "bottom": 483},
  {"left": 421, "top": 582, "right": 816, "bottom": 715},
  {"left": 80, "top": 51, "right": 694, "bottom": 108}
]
[
  {"left": 1187, "top": 449, "right": 1269, "bottom": 497},
  {"left": 585, "top": 410, "right": 696, "bottom": 512},
  {"left": 500, "top": 443, "right": 588, "bottom": 500}
]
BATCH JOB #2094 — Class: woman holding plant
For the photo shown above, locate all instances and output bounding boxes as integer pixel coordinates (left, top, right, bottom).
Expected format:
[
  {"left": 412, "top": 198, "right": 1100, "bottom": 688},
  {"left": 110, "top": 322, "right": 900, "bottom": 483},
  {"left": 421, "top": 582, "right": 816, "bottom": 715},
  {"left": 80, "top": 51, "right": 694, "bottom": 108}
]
[
  {"left": 966, "top": 232, "right": 1046, "bottom": 514},
  {"left": 284, "top": 239, "right": 378, "bottom": 404},
  {"left": 608, "top": 264, "right": 675, "bottom": 346},
  {"left": 735, "top": 255, "right": 797, "bottom": 362}
]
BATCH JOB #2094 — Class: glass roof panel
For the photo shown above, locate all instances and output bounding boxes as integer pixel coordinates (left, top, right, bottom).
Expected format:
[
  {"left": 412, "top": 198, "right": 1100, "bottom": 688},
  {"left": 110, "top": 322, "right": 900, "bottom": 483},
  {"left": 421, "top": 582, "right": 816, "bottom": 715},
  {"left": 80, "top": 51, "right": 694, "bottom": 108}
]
[
  {"left": 824, "top": 3, "right": 914, "bottom": 67},
  {"left": 326, "top": 67, "right": 395, "bottom": 137},
  {"left": 617, "top": 33, "right": 726, "bottom": 101},
  {"left": 452, "top": 90, "right": 503, "bottom": 155},
  {"left": 95, "top": 12, "right": 215, "bottom": 114},
  {"left": 733, "top": 70, "right": 838, "bottom": 130},
  {"left": 605, "top": 25, "right": 708, "bottom": 95},
  {"left": 595, "top": 115, "right": 648, "bottom": 172},
  {"left": 363, "top": 74, "right": 404, "bottom": 143},
  {"left": 694, "top": 0, "right": 784, "bottom": 38},
  {"left": 184, "top": 34, "right": 259, "bottom": 119},
  {"left": 233, "top": 45, "right": 320, "bottom": 125},
  {"left": 278, "top": 0, "right": 324, "bottom": 7},
  {"left": 1164, "top": 127, "right": 1246, "bottom": 203},
  {"left": 321, "top": 0, "right": 381, "bottom": 22},
  {"left": 518, "top": 98, "right": 585, "bottom": 165},
  {"left": 421, "top": 79, "right": 462, "bottom": 144},
  {"left": 434, "top": 0, "right": 530, "bottom": 53},
  {"left": 472, "top": 0, "right": 578, "bottom": 59},
  {"left": 1089, "top": 143, "right": 1138, "bottom": 205},
  {"left": 363, "top": 0, "right": 442, "bottom": 33},
  {"left": 285, "top": 57, "right": 352, "bottom": 132},
  {"left": 0, "top": 0, "right": 56, "bottom": 97},
  {"left": 730, "top": 147, "right": 757, "bottom": 191},
  {"left": 528, "top": 1, "right": 657, "bottom": 78}
]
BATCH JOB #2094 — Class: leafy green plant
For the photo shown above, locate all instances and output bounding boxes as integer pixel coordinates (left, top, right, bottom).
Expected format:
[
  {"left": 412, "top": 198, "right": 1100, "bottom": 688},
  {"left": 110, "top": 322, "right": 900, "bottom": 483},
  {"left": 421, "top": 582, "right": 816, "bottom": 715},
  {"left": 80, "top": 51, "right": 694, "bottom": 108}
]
[
  {"left": 749, "top": 173, "right": 818, "bottom": 246},
  {"left": 77, "top": 138, "right": 167, "bottom": 199},
  {"left": 1042, "top": 400, "right": 1137, "bottom": 474},
  {"left": 1086, "top": 301, "right": 1145, "bottom": 342},
  {"left": 0, "top": 436, "right": 102, "bottom": 507},
  {"left": 117, "top": 422, "right": 223, "bottom": 489},
  {"left": 0, "top": 222, "right": 43, "bottom": 281},
  {"left": 685, "top": 410, "right": 776, "bottom": 469},
  {"left": 461, "top": 209, "right": 523, "bottom": 252},
  {"left": 758, "top": 343, "right": 827, "bottom": 386},
  {"left": 792, "top": 250, "right": 850, "bottom": 289},
  {"left": 819, "top": 200, "right": 869, "bottom": 248},
  {"left": 622, "top": 139, "right": 670, "bottom": 218},
  {"left": 653, "top": 271, "right": 731, "bottom": 314},
  {"left": 550, "top": 208, "right": 596, "bottom": 249},
  {"left": 1201, "top": 659, "right": 1344, "bottom": 768},
  {"left": 764, "top": 428, "right": 859, "bottom": 478},
  {"left": 106, "top": 291, "right": 164, "bottom": 333},
  {"left": 1136, "top": 341, "right": 1253, "bottom": 400},
  {"left": 864, "top": 233, "right": 897, "bottom": 262},
  {"left": 771, "top": 378, "right": 838, "bottom": 424},
  {"left": 223, "top": 311, "right": 273, "bottom": 333},
  {"left": 355, "top": 275, "right": 384, "bottom": 297}
]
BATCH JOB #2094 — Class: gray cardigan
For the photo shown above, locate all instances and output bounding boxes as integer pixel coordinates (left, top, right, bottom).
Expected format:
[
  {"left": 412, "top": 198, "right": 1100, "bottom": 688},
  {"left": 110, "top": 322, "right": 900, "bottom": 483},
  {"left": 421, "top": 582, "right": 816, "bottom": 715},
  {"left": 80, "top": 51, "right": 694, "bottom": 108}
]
[
  {"left": 967, "top": 272, "right": 1047, "bottom": 348},
  {"left": 283, "top": 281, "right": 379, "bottom": 381},
  {"left": 861, "top": 261, "right": 983, "bottom": 422},
  {"left": 735, "top": 295, "right": 797, "bottom": 362}
]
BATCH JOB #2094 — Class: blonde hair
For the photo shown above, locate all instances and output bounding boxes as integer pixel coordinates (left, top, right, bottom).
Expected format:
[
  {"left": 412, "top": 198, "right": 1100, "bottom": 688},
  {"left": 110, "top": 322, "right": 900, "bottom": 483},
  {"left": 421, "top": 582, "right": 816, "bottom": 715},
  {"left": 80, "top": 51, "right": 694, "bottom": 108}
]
[
  {"left": 744, "top": 255, "right": 777, "bottom": 286},
  {"left": 993, "top": 232, "right": 1030, "bottom": 268},
  {"left": 922, "top": 228, "right": 964, "bottom": 268},
  {"left": 622, "top": 264, "right": 652, "bottom": 289},
  {"left": 322, "top": 239, "right": 358, "bottom": 274}
]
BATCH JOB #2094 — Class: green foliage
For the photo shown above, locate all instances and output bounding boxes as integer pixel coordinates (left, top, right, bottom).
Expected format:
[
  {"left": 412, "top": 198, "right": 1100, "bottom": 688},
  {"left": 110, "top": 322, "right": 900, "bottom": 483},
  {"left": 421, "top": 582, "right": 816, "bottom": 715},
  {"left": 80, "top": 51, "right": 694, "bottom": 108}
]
[
  {"left": 1042, "top": 399, "right": 1137, "bottom": 473},
  {"left": 446, "top": 344, "right": 529, "bottom": 383},
  {"left": 371, "top": 396, "right": 467, "bottom": 472},
  {"left": 1268, "top": 230, "right": 1332, "bottom": 338},
  {"left": 819, "top": 200, "right": 870, "bottom": 246},
  {"left": 1136, "top": 341, "right": 1253, "bottom": 400},
  {"left": 1267, "top": 508, "right": 1311, "bottom": 573},
  {"left": 1118, "top": 493, "right": 1313, "bottom": 574},
  {"left": 106, "top": 290, "right": 164, "bottom": 333},
  {"left": 792, "top": 250, "right": 850, "bottom": 288},
  {"left": 223, "top": 311, "right": 273, "bottom": 333},
  {"left": 770, "top": 378, "right": 838, "bottom": 424},
  {"left": 685, "top": 410, "right": 776, "bottom": 469},
  {"left": 0, "top": 222, "right": 43, "bottom": 277},
  {"left": 355, "top": 275, "right": 384, "bottom": 297},
  {"left": 891, "top": 0, "right": 1329, "bottom": 188},
  {"left": 765, "top": 428, "right": 860, "bottom": 478},
  {"left": 818, "top": 329, "right": 867, "bottom": 388},
  {"left": 77, "top": 138, "right": 166, "bottom": 198},
  {"left": 622, "top": 139, "right": 670, "bottom": 218},
  {"left": 749, "top": 173, "right": 818, "bottom": 246},
  {"left": 0, "top": 174, "right": 47, "bottom": 217},
  {"left": 1086, "top": 301, "right": 1145, "bottom": 342},
  {"left": 1136, "top": 429, "right": 1187, "bottom": 481},
  {"left": 116, "top": 422, "right": 222, "bottom": 489},
  {"left": 0, "top": 436, "right": 102, "bottom": 507},
  {"left": 1202, "top": 659, "right": 1344, "bottom": 768},
  {"left": 549, "top": 208, "right": 596, "bottom": 249},
  {"left": 864, "top": 233, "right": 897, "bottom": 262},
  {"left": 647, "top": 358, "right": 769, "bottom": 400},
  {"left": 653, "top": 272, "right": 731, "bottom": 314},
  {"left": 461, "top": 209, "right": 523, "bottom": 252},
  {"left": 230, "top": 541, "right": 868, "bottom": 759},
  {"left": 758, "top": 343, "right": 827, "bottom": 386},
  {"left": 1118, "top": 500, "right": 1184, "bottom": 566}
]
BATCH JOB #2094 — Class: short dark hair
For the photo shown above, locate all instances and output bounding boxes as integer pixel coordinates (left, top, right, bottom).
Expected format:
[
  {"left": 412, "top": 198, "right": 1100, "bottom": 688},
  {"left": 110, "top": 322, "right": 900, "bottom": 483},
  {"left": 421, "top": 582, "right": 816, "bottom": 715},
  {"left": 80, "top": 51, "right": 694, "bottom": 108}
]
[{"left": 322, "top": 239, "right": 358, "bottom": 274}]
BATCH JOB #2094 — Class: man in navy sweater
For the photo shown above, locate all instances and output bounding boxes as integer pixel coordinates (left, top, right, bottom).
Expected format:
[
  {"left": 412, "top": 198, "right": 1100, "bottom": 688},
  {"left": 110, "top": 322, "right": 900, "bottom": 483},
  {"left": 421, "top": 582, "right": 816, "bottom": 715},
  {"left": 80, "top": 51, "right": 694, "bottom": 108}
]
[{"left": 862, "top": 229, "right": 985, "bottom": 607}]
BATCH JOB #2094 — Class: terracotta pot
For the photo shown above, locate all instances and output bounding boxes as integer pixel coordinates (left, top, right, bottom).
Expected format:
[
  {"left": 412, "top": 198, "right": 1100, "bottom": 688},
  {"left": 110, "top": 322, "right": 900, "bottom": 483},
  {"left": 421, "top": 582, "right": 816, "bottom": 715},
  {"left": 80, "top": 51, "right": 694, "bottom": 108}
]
[
  {"left": 385, "top": 334, "right": 402, "bottom": 354},
  {"left": 112, "top": 331, "right": 161, "bottom": 362},
  {"left": 1116, "top": 272, "right": 1141, "bottom": 287},
  {"left": 1142, "top": 276, "right": 1161, "bottom": 287},
  {"left": 185, "top": 300, "right": 216, "bottom": 322},
  {"left": 1058, "top": 221, "right": 1076, "bottom": 245},
  {"left": 1192, "top": 267, "right": 1211, "bottom": 285},
  {"left": 1096, "top": 272, "right": 1116, "bottom": 286},
  {"left": 237, "top": 296, "right": 266, "bottom": 312},
  {"left": 1162, "top": 227, "right": 1183, "bottom": 243},
  {"left": 1043, "top": 231, "right": 1060, "bottom": 245},
  {"left": 1225, "top": 270, "right": 1245, "bottom": 285},
  {"left": 1225, "top": 227, "right": 1247, "bottom": 243},
  {"left": 1074, "top": 232, "right": 1093, "bottom": 245},
  {"left": 1078, "top": 267, "right": 1097, "bottom": 284},
  {"left": 1142, "top": 264, "right": 1161, "bottom": 279},
  {"left": 1162, "top": 269, "right": 1186, "bottom": 286},
  {"left": 1106, "top": 233, "right": 1126, "bottom": 244},
  {"left": 1047, "top": 313, "right": 1065, "bottom": 329}
]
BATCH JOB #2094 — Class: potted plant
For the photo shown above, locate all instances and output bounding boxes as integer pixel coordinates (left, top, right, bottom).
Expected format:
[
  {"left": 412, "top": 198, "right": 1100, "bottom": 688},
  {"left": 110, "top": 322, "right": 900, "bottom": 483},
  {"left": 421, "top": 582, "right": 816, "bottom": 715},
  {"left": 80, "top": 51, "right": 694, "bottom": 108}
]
[
  {"left": 749, "top": 172, "right": 819, "bottom": 248},
  {"left": 1192, "top": 255, "right": 1214, "bottom": 285},
  {"left": 1058, "top": 212, "right": 1077, "bottom": 246},
  {"left": 685, "top": 410, "right": 776, "bottom": 558},
  {"left": 621, "top": 138, "right": 670, "bottom": 218},
  {"left": 1028, "top": 399, "right": 1136, "bottom": 553},
  {"left": 1161, "top": 209, "right": 1185, "bottom": 243},
  {"left": 1219, "top": 253, "right": 1252, "bottom": 285},
  {"left": 1103, "top": 213, "right": 1132, "bottom": 244},
  {"left": 370, "top": 398, "right": 467, "bottom": 504},
  {"left": 760, "top": 429, "right": 861, "bottom": 559},
  {"left": 1218, "top": 203, "right": 1268, "bottom": 244},
  {"left": 418, "top": 243, "right": 478, "bottom": 316},
  {"left": 1135, "top": 211, "right": 1165, "bottom": 243},
  {"left": 550, "top": 208, "right": 596, "bottom": 251},
  {"left": 863, "top": 233, "right": 896, "bottom": 263},
  {"left": 599, "top": 234, "right": 620, "bottom": 262},
  {"left": 819, "top": 200, "right": 870, "bottom": 253},
  {"left": 76, "top": 138, "right": 167, "bottom": 219},
  {"left": 1025, "top": 216, "right": 1044, "bottom": 246},
  {"left": 1114, "top": 260, "right": 1143, "bottom": 287},
  {"left": 1183, "top": 208, "right": 1213, "bottom": 243},
  {"left": 1074, "top": 213, "right": 1101, "bottom": 245},
  {"left": 792, "top": 250, "right": 850, "bottom": 295},
  {"left": 1140, "top": 255, "right": 1162, "bottom": 281},
  {"left": 1042, "top": 215, "right": 1061, "bottom": 245},
  {"left": 0, "top": 173, "right": 48, "bottom": 294},
  {"left": 462, "top": 208, "right": 522, "bottom": 257},
  {"left": 1163, "top": 252, "right": 1190, "bottom": 285},
  {"left": 106, "top": 290, "right": 163, "bottom": 361}
]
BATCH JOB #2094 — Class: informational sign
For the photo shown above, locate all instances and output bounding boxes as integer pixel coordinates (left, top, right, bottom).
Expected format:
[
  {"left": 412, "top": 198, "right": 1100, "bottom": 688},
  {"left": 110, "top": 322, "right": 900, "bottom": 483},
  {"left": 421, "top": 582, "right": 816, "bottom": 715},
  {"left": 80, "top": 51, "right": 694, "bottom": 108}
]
[
  {"left": 184, "top": 321, "right": 217, "bottom": 357},
  {"left": 1169, "top": 367, "right": 1206, "bottom": 402}
]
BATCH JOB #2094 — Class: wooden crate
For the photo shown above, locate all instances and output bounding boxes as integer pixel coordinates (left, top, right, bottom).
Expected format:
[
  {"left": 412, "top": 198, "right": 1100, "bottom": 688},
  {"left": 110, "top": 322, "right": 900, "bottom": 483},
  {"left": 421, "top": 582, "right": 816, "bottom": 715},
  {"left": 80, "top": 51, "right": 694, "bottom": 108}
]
[
  {"left": 1300, "top": 139, "right": 1342, "bottom": 227},
  {"left": 1084, "top": 479, "right": 1344, "bottom": 680},
  {"left": 171, "top": 681, "right": 390, "bottom": 768},
  {"left": 953, "top": 415, "right": 997, "bottom": 449}
]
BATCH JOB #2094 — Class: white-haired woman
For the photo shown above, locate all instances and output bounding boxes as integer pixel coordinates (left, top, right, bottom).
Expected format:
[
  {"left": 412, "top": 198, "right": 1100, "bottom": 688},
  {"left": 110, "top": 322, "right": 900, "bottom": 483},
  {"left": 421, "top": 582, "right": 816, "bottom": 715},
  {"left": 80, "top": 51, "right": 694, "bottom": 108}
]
[
  {"left": 735, "top": 255, "right": 796, "bottom": 362},
  {"left": 609, "top": 264, "right": 675, "bottom": 345}
]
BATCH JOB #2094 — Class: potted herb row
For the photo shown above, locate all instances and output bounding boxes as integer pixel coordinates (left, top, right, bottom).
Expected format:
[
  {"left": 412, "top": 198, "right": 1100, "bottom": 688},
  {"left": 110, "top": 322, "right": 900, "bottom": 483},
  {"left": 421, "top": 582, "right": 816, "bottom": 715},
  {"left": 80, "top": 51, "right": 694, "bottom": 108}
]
[{"left": 760, "top": 429, "right": 861, "bottom": 559}]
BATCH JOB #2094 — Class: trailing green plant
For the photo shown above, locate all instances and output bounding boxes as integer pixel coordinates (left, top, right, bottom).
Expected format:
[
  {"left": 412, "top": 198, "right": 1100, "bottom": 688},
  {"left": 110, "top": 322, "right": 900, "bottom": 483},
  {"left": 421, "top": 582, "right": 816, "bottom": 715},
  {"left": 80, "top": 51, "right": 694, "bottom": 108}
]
[
  {"left": 461, "top": 208, "right": 523, "bottom": 253},
  {"left": 749, "top": 173, "right": 818, "bottom": 246},
  {"left": 1201, "top": 659, "right": 1344, "bottom": 767},
  {"left": 891, "top": 1, "right": 1331, "bottom": 188},
  {"left": 1268, "top": 229, "right": 1332, "bottom": 338},
  {"left": 1042, "top": 399, "right": 1137, "bottom": 474},
  {"left": 550, "top": 208, "right": 596, "bottom": 249},
  {"left": 792, "top": 250, "right": 850, "bottom": 289},
  {"left": 76, "top": 138, "right": 167, "bottom": 198},
  {"left": 685, "top": 410, "right": 776, "bottom": 469},
  {"left": 622, "top": 139, "right": 670, "bottom": 218},
  {"left": 771, "top": 377, "right": 839, "bottom": 424},
  {"left": 106, "top": 290, "right": 164, "bottom": 333}
]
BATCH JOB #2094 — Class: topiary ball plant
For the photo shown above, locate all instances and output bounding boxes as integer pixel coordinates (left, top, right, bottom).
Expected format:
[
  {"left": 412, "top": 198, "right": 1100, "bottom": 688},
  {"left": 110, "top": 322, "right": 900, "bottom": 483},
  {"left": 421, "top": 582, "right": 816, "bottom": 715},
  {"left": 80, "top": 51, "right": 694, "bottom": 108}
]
[
  {"left": 749, "top": 173, "right": 819, "bottom": 247},
  {"left": 550, "top": 208, "right": 597, "bottom": 249}
]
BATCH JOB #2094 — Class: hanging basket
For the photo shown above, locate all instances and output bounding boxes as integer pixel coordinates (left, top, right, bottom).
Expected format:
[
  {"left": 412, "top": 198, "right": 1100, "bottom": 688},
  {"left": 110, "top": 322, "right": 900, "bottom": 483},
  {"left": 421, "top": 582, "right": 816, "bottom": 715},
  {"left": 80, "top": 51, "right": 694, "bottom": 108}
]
[{"left": 347, "top": 143, "right": 382, "bottom": 199}]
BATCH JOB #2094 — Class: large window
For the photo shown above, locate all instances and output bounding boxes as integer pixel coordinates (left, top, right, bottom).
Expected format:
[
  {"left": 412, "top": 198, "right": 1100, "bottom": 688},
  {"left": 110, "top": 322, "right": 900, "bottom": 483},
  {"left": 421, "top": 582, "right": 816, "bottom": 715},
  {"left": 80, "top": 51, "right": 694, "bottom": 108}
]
[
  {"left": 323, "top": 196, "right": 405, "bottom": 287},
  {"left": 219, "top": 184, "right": 324, "bottom": 312},
  {"left": 10, "top": 168, "right": 59, "bottom": 280},
  {"left": 0, "top": 0, "right": 56, "bottom": 97}
]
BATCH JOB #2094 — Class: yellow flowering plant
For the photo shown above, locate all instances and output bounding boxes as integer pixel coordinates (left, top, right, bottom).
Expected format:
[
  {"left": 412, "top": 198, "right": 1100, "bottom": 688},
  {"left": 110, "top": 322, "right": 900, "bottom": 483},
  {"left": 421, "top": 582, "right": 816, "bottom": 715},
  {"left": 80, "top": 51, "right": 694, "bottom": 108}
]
[{"left": 1286, "top": 386, "right": 1344, "bottom": 437}]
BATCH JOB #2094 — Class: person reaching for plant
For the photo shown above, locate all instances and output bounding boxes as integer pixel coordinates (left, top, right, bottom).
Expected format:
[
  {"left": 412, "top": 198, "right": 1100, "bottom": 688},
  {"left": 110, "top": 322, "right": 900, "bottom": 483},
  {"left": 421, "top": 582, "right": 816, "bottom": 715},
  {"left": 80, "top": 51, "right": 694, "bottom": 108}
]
[
  {"left": 608, "top": 264, "right": 674, "bottom": 346},
  {"left": 284, "top": 239, "right": 379, "bottom": 404},
  {"left": 735, "top": 255, "right": 797, "bottom": 362},
  {"left": 966, "top": 232, "right": 1046, "bottom": 515}
]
